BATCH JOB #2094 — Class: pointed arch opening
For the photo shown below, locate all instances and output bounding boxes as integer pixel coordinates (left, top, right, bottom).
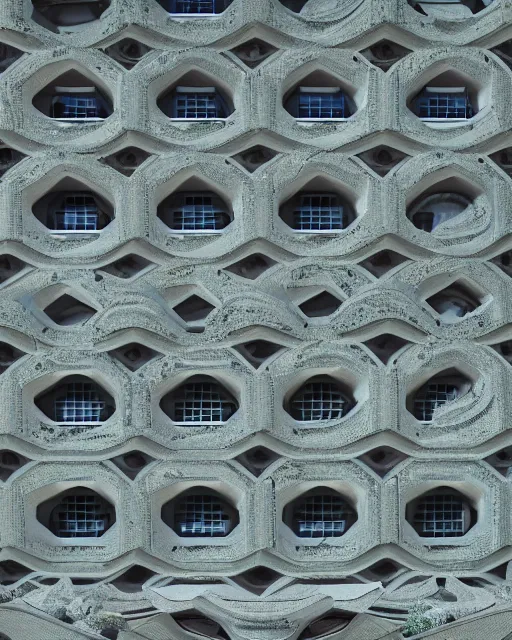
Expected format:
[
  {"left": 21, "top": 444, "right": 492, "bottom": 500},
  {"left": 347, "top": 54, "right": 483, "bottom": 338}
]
[{"left": 31, "top": 0, "right": 111, "bottom": 32}]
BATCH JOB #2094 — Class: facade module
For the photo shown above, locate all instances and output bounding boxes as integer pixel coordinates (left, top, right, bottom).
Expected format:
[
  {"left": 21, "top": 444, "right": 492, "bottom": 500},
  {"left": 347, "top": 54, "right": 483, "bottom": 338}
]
[{"left": 3, "top": 0, "right": 512, "bottom": 639}]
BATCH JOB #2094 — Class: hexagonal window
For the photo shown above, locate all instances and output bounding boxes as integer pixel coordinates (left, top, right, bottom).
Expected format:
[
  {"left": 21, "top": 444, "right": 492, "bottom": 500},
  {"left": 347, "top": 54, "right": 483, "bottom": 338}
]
[
  {"left": 37, "top": 487, "right": 115, "bottom": 538},
  {"left": 0, "top": 450, "right": 29, "bottom": 481},
  {"left": 35, "top": 375, "right": 115, "bottom": 426},
  {"left": 407, "top": 70, "right": 480, "bottom": 123},
  {"left": 157, "top": 70, "right": 234, "bottom": 120},
  {"left": 43, "top": 293, "right": 97, "bottom": 326},
  {"left": 172, "top": 612, "right": 230, "bottom": 640},
  {"left": 356, "top": 145, "right": 410, "bottom": 176},
  {"left": 32, "top": 0, "right": 110, "bottom": 32},
  {"left": 0, "top": 43, "right": 24, "bottom": 73},
  {"left": 424, "top": 280, "right": 483, "bottom": 322},
  {"left": 0, "top": 254, "right": 28, "bottom": 284},
  {"left": 158, "top": 0, "right": 233, "bottom": 14},
  {"left": 409, "top": 0, "right": 493, "bottom": 18},
  {"left": 362, "top": 334, "right": 411, "bottom": 363},
  {"left": 233, "top": 339, "right": 285, "bottom": 368},
  {"left": 359, "top": 40, "right": 412, "bottom": 71},
  {"left": 32, "top": 177, "right": 114, "bottom": 236},
  {"left": 284, "top": 70, "right": 356, "bottom": 121},
  {"left": 230, "top": 145, "right": 278, "bottom": 172},
  {"left": 283, "top": 488, "right": 357, "bottom": 538},
  {"left": 358, "top": 447, "right": 407, "bottom": 477},
  {"left": 280, "top": 176, "right": 356, "bottom": 233},
  {"left": 104, "top": 39, "right": 152, "bottom": 70},
  {"left": 172, "top": 294, "right": 215, "bottom": 332},
  {"left": 407, "top": 369, "right": 472, "bottom": 422},
  {"left": 298, "top": 611, "right": 355, "bottom": 639},
  {"left": 162, "top": 487, "right": 239, "bottom": 537},
  {"left": 358, "top": 249, "right": 409, "bottom": 277},
  {"left": 0, "top": 342, "right": 27, "bottom": 373},
  {"left": 223, "top": 253, "right": 277, "bottom": 279},
  {"left": 110, "top": 450, "right": 154, "bottom": 479},
  {"left": 406, "top": 487, "right": 476, "bottom": 538},
  {"left": 0, "top": 146, "right": 26, "bottom": 177},
  {"left": 98, "top": 254, "right": 153, "bottom": 279},
  {"left": 298, "top": 291, "right": 343, "bottom": 318},
  {"left": 230, "top": 39, "right": 278, "bottom": 68},
  {"left": 100, "top": 146, "right": 152, "bottom": 176},
  {"left": 158, "top": 178, "right": 232, "bottom": 234},
  {"left": 108, "top": 342, "right": 163, "bottom": 371},
  {"left": 285, "top": 375, "right": 355, "bottom": 423},
  {"left": 407, "top": 178, "right": 477, "bottom": 233},
  {"left": 33, "top": 70, "right": 112, "bottom": 121},
  {"left": 235, "top": 446, "right": 280, "bottom": 476},
  {"left": 160, "top": 375, "right": 238, "bottom": 425}
]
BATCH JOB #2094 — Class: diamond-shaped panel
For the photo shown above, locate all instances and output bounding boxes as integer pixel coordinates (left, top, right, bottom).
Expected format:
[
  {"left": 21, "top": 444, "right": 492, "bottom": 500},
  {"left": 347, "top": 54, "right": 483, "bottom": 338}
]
[
  {"left": 0, "top": 450, "right": 30, "bottom": 481},
  {"left": 358, "top": 447, "right": 407, "bottom": 477},
  {"left": 359, "top": 40, "right": 412, "bottom": 71},
  {"left": 0, "top": 43, "right": 23, "bottom": 73},
  {"left": 362, "top": 334, "right": 411, "bottom": 363},
  {"left": 230, "top": 566, "right": 283, "bottom": 594},
  {"left": 356, "top": 145, "right": 410, "bottom": 176},
  {"left": 425, "top": 281, "right": 482, "bottom": 322},
  {"left": 104, "top": 38, "right": 153, "bottom": 69},
  {"left": 98, "top": 255, "right": 154, "bottom": 279},
  {"left": 100, "top": 146, "right": 152, "bottom": 176},
  {"left": 0, "top": 342, "right": 26, "bottom": 374},
  {"left": 0, "top": 146, "right": 26, "bottom": 177},
  {"left": 358, "top": 249, "right": 409, "bottom": 277},
  {"left": 224, "top": 254, "right": 277, "bottom": 279},
  {"left": 235, "top": 446, "right": 281, "bottom": 476},
  {"left": 233, "top": 340, "right": 285, "bottom": 368},
  {"left": 43, "top": 294, "right": 97, "bottom": 326},
  {"left": 299, "top": 291, "right": 342, "bottom": 318},
  {"left": 110, "top": 450, "right": 154, "bottom": 479},
  {"left": 108, "top": 342, "right": 163, "bottom": 371},
  {"left": 230, "top": 146, "right": 278, "bottom": 172},
  {"left": 230, "top": 39, "right": 278, "bottom": 68}
]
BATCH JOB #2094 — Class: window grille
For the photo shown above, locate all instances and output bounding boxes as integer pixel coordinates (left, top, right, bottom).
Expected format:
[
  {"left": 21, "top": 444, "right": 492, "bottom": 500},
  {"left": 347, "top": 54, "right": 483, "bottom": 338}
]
[
  {"left": 54, "top": 382, "right": 106, "bottom": 424},
  {"left": 171, "top": 87, "right": 226, "bottom": 118},
  {"left": 172, "top": 381, "right": 237, "bottom": 424},
  {"left": 413, "top": 382, "right": 459, "bottom": 421},
  {"left": 415, "top": 87, "right": 473, "bottom": 120},
  {"left": 50, "top": 87, "right": 109, "bottom": 120},
  {"left": 290, "top": 380, "right": 350, "bottom": 421},
  {"left": 52, "top": 494, "right": 110, "bottom": 538},
  {"left": 292, "top": 494, "right": 354, "bottom": 538},
  {"left": 170, "top": 193, "right": 230, "bottom": 232},
  {"left": 293, "top": 194, "right": 347, "bottom": 232},
  {"left": 297, "top": 90, "right": 351, "bottom": 119},
  {"left": 171, "top": 0, "right": 218, "bottom": 11},
  {"left": 413, "top": 493, "right": 467, "bottom": 538},
  {"left": 174, "top": 494, "right": 231, "bottom": 536},
  {"left": 50, "top": 193, "right": 99, "bottom": 232}
]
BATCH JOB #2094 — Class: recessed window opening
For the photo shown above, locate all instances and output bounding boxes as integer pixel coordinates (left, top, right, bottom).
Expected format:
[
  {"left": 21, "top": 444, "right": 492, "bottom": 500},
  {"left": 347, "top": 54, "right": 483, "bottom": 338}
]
[
  {"left": 160, "top": 375, "right": 238, "bottom": 425},
  {"left": 158, "top": 190, "right": 232, "bottom": 233},
  {"left": 407, "top": 182, "right": 475, "bottom": 232},
  {"left": 279, "top": 0, "right": 309, "bottom": 12},
  {"left": 32, "top": 0, "right": 111, "bottom": 30},
  {"left": 409, "top": 71, "right": 479, "bottom": 122},
  {"left": 35, "top": 375, "right": 115, "bottom": 426},
  {"left": 231, "top": 567, "right": 282, "bottom": 594},
  {"left": 224, "top": 253, "right": 277, "bottom": 279},
  {"left": 299, "top": 611, "right": 355, "bottom": 639},
  {"left": 230, "top": 40, "right": 278, "bottom": 69},
  {"left": 159, "top": 0, "right": 233, "bottom": 14},
  {"left": 491, "top": 340, "right": 512, "bottom": 363},
  {"left": 0, "top": 342, "right": 25, "bottom": 373},
  {"left": 360, "top": 40, "right": 412, "bottom": 72},
  {"left": 172, "top": 295, "right": 215, "bottom": 328},
  {"left": 233, "top": 339, "right": 284, "bottom": 368},
  {"left": 43, "top": 294, "right": 96, "bottom": 326},
  {"left": 33, "top": 178, "right": 114, "bottom": 234},
  {"left": 162, "top": 488, "right": 239, "bottom": 537},
  {"left": 235, "top": 446, "right": 280, "bottom": 476},
  {"left": 286, "top": 376, "right": 354, "bottom": 422},
  {"left": 359, "top": 447, "right": 407, "bottom": 476},
  {"left": 0, "top": 146, "right": 26, "bottom": 176},
  {"left": 111, "top": 451, "right": 153, "bottom": 479},
  {"left": 284, "top": 488, "right": 357, "bottom": 538},
  {"left": 157, "top": 72, "right": 233, "bottom": 120},
  {"left": 0, "top": 254, "right": 26, "bottom": 283},
  {"left": 284, "top": 70, "right": 356, "bottom": 121},
  {"left": 108, "top": 343, "right": 162, "bottom": 371},
  {"left": 298, "top": 291, "right": 342, "bottom": 317},
  {"left": 359, "top": 250, "right": 408, "bottom": 277},
  {"left": 104, "top": 39, "right": 152, "bottom": 70},
  {"left": 0, "top": 43, "right": 23, "bottom": 73},
  {"left": 101, "top": 146, "right": 151, "bottom": 176},
  {"left": 33, "top": 71, "right": 112, "bottom": 121},
  {"left": 280, "top": 179, "right": 356, "bottom": 233},
  {"left": 425, "top": 282, "right": 481, "bottom": 321},
  {"left": 37, "top": 487, "right": 115, "bottom": 538},
  {"left": 173, "top": 611, "right": 229, "bottom": 639},
  {"left": 99, "top": 254, "right": 152, "bottom": 279},
  {"left": 409, "top": 0, "right": 493, "bottom": 18},
  {"left": 231, "top": 145, "right": 278, "bottom": 171},
  {"left": 408, "top": 487, "right": 476, "bottom": 538},
  {"left": 409, "top": 369, "right": 471, "bottom": 422},
  {"left": 0, "top": 450, "right": 27, "bottom": 481}
]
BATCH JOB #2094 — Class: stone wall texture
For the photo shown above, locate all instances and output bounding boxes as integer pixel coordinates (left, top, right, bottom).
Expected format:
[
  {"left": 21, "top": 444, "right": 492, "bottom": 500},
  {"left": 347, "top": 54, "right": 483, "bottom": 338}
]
[{"left": 1, "top": 0, "right": 512, "bottom": 639}]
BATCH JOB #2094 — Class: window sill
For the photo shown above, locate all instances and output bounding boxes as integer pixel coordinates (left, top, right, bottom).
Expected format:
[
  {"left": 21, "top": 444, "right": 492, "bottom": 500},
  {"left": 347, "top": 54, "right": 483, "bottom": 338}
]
[
  {"left": 169, "top": 118, "right": 227, "bottom": 122},
  {"left": 53, "top": 422, "right": 103, "bottom": 427},
  {"left": 173, "top": 421, "right": 226, "bottom": 426},
  {"left": 168, "top": 230, "right": 225, "bottom": 236}
]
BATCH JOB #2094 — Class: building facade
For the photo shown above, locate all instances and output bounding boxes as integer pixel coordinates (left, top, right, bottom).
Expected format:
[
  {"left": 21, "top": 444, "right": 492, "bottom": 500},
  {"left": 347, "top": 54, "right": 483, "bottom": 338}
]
[{"left": 0, "top": 0, "right": 512, "bottom": 638}]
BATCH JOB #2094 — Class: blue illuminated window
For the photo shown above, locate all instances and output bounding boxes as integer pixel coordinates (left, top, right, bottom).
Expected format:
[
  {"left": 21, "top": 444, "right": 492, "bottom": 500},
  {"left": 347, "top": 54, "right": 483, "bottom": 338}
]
[
  {"left": 286, "top": 87, "right": 354, "bottom": 119},
  {"left": 167, "top": 0, "right": 230, "bottom": 13},
  {"left": 169, "top": 193, "right": 230, "bottom": 232},
  {"left": 171, "top": 87, "right": 228, "bottom": 118},
  {"left": 293, "top": 194, "right": 349, "bottom": 232},
  {"left": 50, "top": 193, "right": 99, "bottom": 232},
  {"left": 414, "top": 87, "right": 473, "bottom": 120},
  {"left": 50, "top": 87, "right": 110, "bottom": 120}
]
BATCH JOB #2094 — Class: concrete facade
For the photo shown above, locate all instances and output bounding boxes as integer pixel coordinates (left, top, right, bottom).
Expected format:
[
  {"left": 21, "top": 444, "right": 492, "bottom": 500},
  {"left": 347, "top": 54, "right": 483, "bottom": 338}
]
[{"left": 0, "top": 0, "right": 512, "bottom": 638}]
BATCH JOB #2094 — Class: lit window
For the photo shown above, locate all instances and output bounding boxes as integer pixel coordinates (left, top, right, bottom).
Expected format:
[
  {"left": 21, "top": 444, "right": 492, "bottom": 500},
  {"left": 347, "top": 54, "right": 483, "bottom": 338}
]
[
  {"left": 48, "top": 491, "right": 114, "bottom": 538},
  {"left": 50, "top": 193, "right": 98, "bottom": 232},
  {"left": 172, "top": 87, "right": 227, "bottom": 119},
  {"left": 175, "top": 494, "right": 231, "bottom": 536},
  {"left": 285, "top": 489, "right": 357, "bottom": 538},
  {"left": 54, "top": 381, "right": 106, "bottom": 425},
  {"left": 413, "top": 382, "right": 459, "bottom": 422},
  {"left": 50, "top": 86, "right": 110, "bottom": 121},
  {"left": 160, "top": 377, "right": 238, "bottom": 425},
  {"left": 287, "top": 87, "right": 353, "bottom": 120},
  {"left": 414, "top": 87, "right": 473, "bottom": 120},
  {"left": 288, "top": 377, "right": 353, "bottom": 422},
  {"left": 412, "top": 491, "right": 471, "bottom": 538},
  {"left": 169, "top": 0, "right": 224, "bottom": 12},
  {"left": 167, "top": 192, "right": 230, "bottom": 232},
  {"left": 293, "top": 193, "right": 349, "bottom": 232}
]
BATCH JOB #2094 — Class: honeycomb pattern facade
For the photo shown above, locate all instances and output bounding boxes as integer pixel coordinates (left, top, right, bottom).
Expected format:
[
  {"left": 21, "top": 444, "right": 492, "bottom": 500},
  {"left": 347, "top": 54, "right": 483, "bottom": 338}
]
[{"left": 1, "top": 0, "right": 512, "bottom": 638}]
